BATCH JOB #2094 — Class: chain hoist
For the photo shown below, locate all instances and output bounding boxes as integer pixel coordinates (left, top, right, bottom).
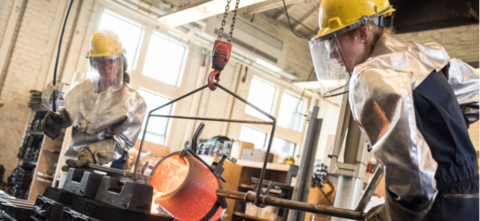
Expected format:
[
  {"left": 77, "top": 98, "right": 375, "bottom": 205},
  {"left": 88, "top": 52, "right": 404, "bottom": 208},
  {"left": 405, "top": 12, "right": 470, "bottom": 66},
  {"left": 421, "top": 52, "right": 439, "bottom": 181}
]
[{"left": 208, "top": 0, "right": 240, "bottom": 90}]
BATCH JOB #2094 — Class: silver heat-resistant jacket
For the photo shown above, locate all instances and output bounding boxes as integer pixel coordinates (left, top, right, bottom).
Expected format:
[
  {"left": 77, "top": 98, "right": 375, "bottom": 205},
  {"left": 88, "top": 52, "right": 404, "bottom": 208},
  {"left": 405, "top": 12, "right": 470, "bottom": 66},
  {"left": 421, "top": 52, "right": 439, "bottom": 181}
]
[
  {"left": 349, "top": 34, "right": 479, "bottom": 220},
  {"left": 63, "top": 78, "right": 147, "bottom": 161}
]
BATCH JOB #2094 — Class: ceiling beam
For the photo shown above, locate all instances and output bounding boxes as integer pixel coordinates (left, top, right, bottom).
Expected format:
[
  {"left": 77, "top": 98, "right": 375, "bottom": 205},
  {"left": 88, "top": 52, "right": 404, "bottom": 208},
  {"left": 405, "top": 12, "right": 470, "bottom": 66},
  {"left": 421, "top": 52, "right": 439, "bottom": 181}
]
[
  {"left": 273, "top": 4, "right": 298, "bottom": 20},
  {"left": 245, "top": 0, "right": 304, "bottom": 14},
  {"left": 292, "top": 6, "right": 317, "bottom": 30}
]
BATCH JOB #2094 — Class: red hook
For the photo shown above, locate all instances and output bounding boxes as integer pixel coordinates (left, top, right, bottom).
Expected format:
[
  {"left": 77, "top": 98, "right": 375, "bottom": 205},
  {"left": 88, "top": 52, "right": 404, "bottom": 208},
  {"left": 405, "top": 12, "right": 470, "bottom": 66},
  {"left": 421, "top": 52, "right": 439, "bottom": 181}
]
[
  {"left": 208, "top": 70, "right": 220, "bottom": 90},
  {"left": 208, "top": 40, "right": 232, "bottom": 91}
]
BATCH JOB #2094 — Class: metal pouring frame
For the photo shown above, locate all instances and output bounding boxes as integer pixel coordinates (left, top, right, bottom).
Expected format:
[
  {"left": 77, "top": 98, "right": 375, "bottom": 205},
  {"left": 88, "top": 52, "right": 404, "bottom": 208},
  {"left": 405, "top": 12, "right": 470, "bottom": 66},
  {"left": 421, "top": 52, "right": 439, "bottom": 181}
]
[
  {"left": 60, "top": 82, "right": 384, "bottom": 220},
  {"left": 134, "top": 82, "right": 277, "bottom": 207},
  {"left": 129, "top": 82, "right": 385, "bottom": 220}
]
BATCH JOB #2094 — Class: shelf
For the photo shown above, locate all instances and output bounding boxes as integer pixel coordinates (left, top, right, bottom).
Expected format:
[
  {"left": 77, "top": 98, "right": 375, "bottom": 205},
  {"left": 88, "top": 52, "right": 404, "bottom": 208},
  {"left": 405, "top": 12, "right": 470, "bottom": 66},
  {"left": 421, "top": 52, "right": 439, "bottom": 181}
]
[
  {"left": 36, "top": 177, "right": 53, "bottom": 184},
  {"left": 43, "top": 148, "right": 60, "bottom": 153},
  {"left": 26, "top": 131, "right": 44, "bottom": 136},
  {"left": 18, "top": 159, "right": 37, "bottom": 165},
  {"left": 233, "top": 212, "right": 272, "bottom": 221},
  {"left": 239, "top": 184, "right": 282, "bottom": 194},
  {"left": 36, "top": 172, "right": 54, "bottom": 179}
]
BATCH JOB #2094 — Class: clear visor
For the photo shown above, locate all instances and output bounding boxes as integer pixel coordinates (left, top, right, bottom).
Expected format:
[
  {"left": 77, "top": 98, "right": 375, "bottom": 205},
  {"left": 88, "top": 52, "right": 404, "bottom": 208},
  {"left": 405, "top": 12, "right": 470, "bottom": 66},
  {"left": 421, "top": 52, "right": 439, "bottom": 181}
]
[
  {"left": 87, "top": 54, "right": 124, "bottom": 93},
  {"left": 309, "top": 36, "right": 350, "bottom": 98}
]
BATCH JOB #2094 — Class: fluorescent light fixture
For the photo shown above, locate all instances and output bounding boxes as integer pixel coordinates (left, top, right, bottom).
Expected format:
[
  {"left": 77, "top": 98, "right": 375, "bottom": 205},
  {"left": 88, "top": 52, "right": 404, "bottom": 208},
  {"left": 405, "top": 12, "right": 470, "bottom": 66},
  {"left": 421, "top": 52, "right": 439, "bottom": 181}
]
[
  {"left": 294, "top": 81, "right": 320, "bottom": 89},
  {"left": 159, "top": 0, "right": 266, "bottom": 27}
]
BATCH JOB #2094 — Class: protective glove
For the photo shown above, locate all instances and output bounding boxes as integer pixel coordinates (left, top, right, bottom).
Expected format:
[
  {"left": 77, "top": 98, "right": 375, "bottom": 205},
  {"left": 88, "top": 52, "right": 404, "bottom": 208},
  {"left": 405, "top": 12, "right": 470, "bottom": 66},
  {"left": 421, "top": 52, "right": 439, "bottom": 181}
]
[
  {"left": 42, "top": 111, "right": 62, "bottom": 139},
  {"left": 66, "top": 139, "right": 115, "bottom": 168},
  {"left": 42, "top": 109, "right": 71, "bottom": 140},
  {"left": 364, "top": 204, "right": 390, "bottom": 221}
]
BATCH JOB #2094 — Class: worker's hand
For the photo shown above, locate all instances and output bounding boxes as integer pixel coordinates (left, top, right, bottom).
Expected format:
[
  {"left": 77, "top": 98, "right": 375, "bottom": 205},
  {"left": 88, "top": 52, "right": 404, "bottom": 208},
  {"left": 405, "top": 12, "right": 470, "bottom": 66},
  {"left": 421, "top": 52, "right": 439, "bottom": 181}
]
[
  {"left": 364, "top": 204, "right": 389, "bottom": 221},
  {"left": 66, "top": 139, "right": 115, "bottom": 168},
  {"left": 42, "top": 111, "right": 62, "bottom": 139},
  {"left": 66, "top": 148, "right": 94, "bottom": 168}
]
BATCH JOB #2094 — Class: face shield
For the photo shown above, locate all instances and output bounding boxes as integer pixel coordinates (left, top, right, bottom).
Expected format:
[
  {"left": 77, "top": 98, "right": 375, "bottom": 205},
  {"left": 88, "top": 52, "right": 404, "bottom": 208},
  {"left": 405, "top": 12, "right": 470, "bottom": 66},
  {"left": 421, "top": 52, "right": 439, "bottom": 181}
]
[
  {"left": 87, "top": 54, "right": 124, "bottom": 93},
  {"left": 310, "top": 5, "right": 394, "bottom": 98},
  {"left": 309, "top": 35, "right": 351, "bottom": 98}
]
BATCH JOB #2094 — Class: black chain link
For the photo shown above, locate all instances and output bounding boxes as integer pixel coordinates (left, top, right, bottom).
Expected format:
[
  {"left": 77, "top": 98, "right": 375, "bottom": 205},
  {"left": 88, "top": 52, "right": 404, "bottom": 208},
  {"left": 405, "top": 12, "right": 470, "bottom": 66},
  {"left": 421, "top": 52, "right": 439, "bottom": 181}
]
[
  {"left": 217, "top": 0, "right": 232, "bottom": 40},
  {"left": 217, "top": 0, "right": 240, "bottom": 42},
  {"left": 227, "top": 0, "right": 240, "bottom": 43}
]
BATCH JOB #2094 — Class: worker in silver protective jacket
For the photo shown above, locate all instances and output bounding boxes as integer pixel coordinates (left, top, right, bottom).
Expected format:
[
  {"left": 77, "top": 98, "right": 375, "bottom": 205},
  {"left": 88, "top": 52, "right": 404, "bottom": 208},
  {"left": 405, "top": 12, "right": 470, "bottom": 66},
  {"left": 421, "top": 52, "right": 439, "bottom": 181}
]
[
  {"left": 309, "top": 0, "right": 479, "bottom": 220},
  {"left": 43, "top": 30, "right": 147, "bottom": 170}
]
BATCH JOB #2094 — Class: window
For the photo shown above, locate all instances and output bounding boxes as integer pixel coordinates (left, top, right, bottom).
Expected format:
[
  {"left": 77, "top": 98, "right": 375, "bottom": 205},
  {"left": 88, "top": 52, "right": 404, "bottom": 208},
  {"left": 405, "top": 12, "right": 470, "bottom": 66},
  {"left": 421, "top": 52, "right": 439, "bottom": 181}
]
[
  {"left": 138, "top": 88, "right": 172, "bottom": 145},
  {"left": 142, "top": 33, "right": 187, "bottom": 86},
  {"left": 272, "top": 137, "right": 296, "bottom": 156},
  {"left": 278, "top": 92, "right": 306, "bottom": 132},
  {"left": 245, "top": 77, "right": 277, "bottom": 120},
  {"left": 98, "top": 10, "right": 143, "bottom": 70},
  {"left": 239, "top": 125, "right": 267, "bottom": 149}
]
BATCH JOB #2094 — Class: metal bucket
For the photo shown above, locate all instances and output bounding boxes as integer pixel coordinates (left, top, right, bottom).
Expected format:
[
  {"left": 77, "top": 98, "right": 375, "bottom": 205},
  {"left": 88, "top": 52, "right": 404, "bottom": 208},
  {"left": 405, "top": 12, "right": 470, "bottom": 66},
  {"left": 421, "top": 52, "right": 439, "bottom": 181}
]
[{"left": 150, "top": 151, "right": 224, "bottom": 221}]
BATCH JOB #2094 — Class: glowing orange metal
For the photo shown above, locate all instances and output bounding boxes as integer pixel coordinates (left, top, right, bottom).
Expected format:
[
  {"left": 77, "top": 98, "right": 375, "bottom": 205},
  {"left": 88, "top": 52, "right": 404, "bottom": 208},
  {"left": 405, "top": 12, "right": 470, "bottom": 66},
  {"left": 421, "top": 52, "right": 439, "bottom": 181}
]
[{"left": 150, "top": 151, "right": 224, "bottom": 220}]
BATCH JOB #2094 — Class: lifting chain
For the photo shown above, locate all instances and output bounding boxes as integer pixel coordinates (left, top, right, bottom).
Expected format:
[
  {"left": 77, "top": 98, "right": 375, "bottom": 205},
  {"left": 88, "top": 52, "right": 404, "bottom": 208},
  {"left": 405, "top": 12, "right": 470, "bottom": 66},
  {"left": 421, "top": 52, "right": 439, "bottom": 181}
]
[
  {"left": 228, "top": 0, "right": 240, "bottom": 43},
  {"left": 209, "top": 0, "right": 240, "bottom": 91},
  {"left": 216, "top": 0, "right": 231, "bottom": 40},
  {"left": 216, "top": 0, "right": 240, "bottom": 43}
]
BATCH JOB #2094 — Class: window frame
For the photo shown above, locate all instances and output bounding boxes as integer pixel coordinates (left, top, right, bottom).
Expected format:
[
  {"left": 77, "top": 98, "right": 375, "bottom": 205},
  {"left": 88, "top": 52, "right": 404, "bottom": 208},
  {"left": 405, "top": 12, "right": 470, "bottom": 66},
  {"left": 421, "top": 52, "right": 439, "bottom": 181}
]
[
  {"left": 272, "top": 137, "right": 297, "bottom": 156},
  {"left": 277, "top": 90, "right": 308, "bottom": 132},
  {"left": 244, "top": 76, "right": 279, "bottom": 120},
  {"left": 141, "top": 31, "right": 189, "bottom": 87},
  {"left": 239, "top": 125, "right": 268, "bottom": 149},
  {"left": 98, "top": 9, "right": 145, "bottom": 71},
  {"left": 137, "top": 87, "right": 174, "bottom": 145}
]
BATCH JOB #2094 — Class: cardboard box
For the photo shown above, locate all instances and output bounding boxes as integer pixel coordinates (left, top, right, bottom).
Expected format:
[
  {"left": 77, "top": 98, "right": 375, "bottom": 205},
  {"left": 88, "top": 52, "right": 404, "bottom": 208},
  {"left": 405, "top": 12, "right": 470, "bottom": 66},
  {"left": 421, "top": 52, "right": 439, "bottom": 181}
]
[{"left": 240, "top": 149, "right": 274, "bottom": 163}]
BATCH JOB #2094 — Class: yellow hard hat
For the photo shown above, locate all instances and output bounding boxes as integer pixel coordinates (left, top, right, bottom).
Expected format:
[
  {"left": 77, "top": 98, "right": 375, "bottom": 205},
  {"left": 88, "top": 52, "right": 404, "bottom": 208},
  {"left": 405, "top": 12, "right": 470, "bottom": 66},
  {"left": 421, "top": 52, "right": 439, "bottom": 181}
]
[
  {"left": 316, "top": 0, "right": 395, "bottom": 39},
  {"left": 87, "top": 30, "right": 124, "bottom": 57}
]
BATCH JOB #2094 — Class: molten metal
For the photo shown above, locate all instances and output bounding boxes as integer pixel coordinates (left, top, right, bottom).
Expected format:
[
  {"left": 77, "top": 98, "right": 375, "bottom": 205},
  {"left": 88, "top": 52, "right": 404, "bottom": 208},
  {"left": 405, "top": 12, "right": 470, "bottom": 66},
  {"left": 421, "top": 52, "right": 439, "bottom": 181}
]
[{"left": 150, "top": 152, "right": 224, "bottom": 220}]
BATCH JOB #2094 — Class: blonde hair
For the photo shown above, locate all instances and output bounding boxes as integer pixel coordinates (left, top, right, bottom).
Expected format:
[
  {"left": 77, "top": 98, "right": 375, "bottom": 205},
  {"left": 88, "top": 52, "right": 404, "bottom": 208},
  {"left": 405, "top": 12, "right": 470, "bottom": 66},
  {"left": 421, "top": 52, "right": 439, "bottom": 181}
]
[{"left": 347, "top": 21, "right": 394, "bottom": 49}]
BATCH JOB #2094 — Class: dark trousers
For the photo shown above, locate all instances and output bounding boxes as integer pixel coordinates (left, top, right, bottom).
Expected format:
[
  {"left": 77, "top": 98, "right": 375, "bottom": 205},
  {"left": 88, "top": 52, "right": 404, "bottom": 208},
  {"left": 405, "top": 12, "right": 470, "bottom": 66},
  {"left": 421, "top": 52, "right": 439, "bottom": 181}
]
[
  {"left": 423, "top": 178, "right": 479, "bottom": 221},
  {"left": 110, "top": 156, "right": 127, "bottom": 169}
]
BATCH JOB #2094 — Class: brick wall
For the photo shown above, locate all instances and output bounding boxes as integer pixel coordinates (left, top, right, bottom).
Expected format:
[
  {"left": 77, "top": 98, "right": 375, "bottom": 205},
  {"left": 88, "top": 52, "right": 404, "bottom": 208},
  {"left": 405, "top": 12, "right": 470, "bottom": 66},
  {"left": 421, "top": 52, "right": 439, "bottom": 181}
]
[
  {"left": 0, "top": 0, "right": 67, "bottom": 181},
  {"left": 0, "top": 0, "right": 15, "bottom": 45}
]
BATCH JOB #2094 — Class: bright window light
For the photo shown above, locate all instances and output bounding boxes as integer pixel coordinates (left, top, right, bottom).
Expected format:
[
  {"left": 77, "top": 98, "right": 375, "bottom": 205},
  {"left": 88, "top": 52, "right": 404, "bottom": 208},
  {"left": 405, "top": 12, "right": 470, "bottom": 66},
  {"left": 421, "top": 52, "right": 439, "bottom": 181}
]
[
  {"left": 256, "top": 58, "right": 282, "bottom": 73},
  {"left": 293, "top": 81, "right": 320, "bottom": 89},
  {"left": 278, "top": 92, "right": 306, "bottom": 132},
  {"left": 272, "top": 137, "right": 296, "bottom": 156},
  {"left": 98, "top": 10, "right": 143, "bottom": 70},
  {"left": 142, "top": 33, "right": 187, "bottom": 86},
  {"left": 239, "top": 125, "right": 267, "bottom": 149},
  {"left": 245, "top": 77, "right": 277, "bottom": 120},
  {"left": 138, "top": 88, "right": 172, "bottom": 145}
]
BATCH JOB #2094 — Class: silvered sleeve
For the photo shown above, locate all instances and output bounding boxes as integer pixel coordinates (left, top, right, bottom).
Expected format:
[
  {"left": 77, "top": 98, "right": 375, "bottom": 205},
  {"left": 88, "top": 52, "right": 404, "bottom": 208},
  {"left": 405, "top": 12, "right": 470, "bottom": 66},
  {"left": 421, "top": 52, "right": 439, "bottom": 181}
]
[
  {"left": 447, "top": 58, "right": 479, "bottom": 125},
  {"left": 110, "top": 91, "right": 147, "bottom": 159},
  {"left": 350, "top": 68, "right": 438, "bottom": 221}
]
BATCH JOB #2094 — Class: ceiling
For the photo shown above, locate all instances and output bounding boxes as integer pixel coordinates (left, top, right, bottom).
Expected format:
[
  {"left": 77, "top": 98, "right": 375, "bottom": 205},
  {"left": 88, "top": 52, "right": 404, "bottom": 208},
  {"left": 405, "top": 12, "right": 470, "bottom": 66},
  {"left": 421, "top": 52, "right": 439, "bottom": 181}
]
[
  {"left": 119, "top": 0, "right": 322, "bottom": 38},
  {"left": 239, "top": 0, "right": 322, "bottom": 38},
  {"left": 128, "top": 0, "right": 478, "bottom": 40}
]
